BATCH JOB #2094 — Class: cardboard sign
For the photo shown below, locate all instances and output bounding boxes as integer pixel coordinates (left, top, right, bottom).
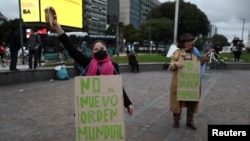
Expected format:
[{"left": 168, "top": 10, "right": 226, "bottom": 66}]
[
  {"left": 74, "top": 75, "right": 125, "bottom": 141},
  {"left": 177, "top": 61, "right": 200, "bottom": 101}
]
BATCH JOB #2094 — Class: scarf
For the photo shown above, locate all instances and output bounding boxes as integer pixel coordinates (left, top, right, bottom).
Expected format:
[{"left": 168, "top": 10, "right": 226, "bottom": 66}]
[
  {"left": 86, "top": 55, "right": 114, "bottom": 76},
  {"left": 192, "top": 47, "right": 206, "bottom": 79}
]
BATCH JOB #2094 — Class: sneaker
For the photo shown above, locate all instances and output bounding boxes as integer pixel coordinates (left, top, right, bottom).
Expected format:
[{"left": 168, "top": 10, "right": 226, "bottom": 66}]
[{"left": 186, "top": 123, "right": 197, "bottom": 130}]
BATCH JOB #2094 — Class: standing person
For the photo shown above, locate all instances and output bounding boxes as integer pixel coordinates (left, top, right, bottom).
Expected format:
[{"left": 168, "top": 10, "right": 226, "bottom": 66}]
[
  {"left": 0, "top": 42, "right": 7, "bottom": 67},
  {"left": 79, "top": 41, "right": 87, "bottom": 54},
  {"left": 37, "top": 34, "right": 44, "bottom": 66},
  {"left": 74, "top": 41, "right": 87, "bottom": 76},
  {"left": 168, "top": 33, "right": 213, "bottom": 130},
  {"left": 7, "top": 28, "right": 21, "bottom": 71},
  {"left": 213, "top": 41, "right": 222, "bottom": 59},
  {"left": 53, "top": 21, "right": 134, "bottom": 115},
  {"left": 202, "top": 38, "right": 213, "bottom": 53},
  {"left": 128, "top": 52, "right": 139, "bottom": 73},
  {"left": 231, "top": 37, "right": 244, "bottom": 62},
  {"left": 28, "top": 28, "right": 40, "bottom": 69}
]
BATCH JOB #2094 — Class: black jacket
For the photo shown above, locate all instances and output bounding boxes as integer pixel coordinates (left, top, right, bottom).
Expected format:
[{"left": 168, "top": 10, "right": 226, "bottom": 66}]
[{"left": 58, "top": 33, "right": 132, "bottom": 107}]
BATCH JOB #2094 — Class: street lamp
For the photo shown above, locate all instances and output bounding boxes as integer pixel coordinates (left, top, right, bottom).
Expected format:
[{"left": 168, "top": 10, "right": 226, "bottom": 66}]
[
  {"left": 148, "top": 12, "right": 152, "bottom": 54},
  {"left": 123, "top": 38, "right": 126, "bottom": 54},
  {"left": 173, "top": 0, "right": 180, "bottom": 44},
  {"left": 241, "top": 18, "right": 245, "bottom": 41}
]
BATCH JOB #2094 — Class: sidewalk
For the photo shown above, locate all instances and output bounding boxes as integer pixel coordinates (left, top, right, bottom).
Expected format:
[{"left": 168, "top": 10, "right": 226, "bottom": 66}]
[{"left": 0, "top": 70, "right": 249, "bottom": 141}]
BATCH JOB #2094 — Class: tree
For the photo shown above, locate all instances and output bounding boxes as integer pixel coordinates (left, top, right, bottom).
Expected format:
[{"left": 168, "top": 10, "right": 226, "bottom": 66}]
[
  {"left": 152, "top": 0, "right": 210, "bottom": 38},
  {"left": 0, "top": 19, "right": 21, "bottom": 44},
  {"left": 123, "top": 24, "right": 142, "bottom": 44},
  {"left": 106, "top": 24, "right": 117, "bottom": 35},
  {"left": 141, "top": 18, "right": 174, "bottom": 51},
  {"left": 211, "top": 34, "right": 229, "bottom": 46}
]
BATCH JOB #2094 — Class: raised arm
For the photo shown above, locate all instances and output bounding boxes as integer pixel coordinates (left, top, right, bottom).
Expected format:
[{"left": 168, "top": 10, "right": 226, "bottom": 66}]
[{"left": 52, "top": 21, "right": 90, "bottom": 68}]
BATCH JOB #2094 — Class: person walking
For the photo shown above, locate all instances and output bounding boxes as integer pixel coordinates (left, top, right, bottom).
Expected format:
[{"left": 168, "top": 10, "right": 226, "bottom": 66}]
[
  {"left": 53, "top": 21, "right": 134, "bottom": 115},
  {"left": 28, "top": 28, "right": 40, "bottom": 69},
  {"left": 231, "top": 37, "right": 244, "bottom": 62},
  {"left": 7, "top": 28, "right": 21, "bottom": 71},
  {"left": 168, "top": 33, "right": 213, "bottom": 130}
]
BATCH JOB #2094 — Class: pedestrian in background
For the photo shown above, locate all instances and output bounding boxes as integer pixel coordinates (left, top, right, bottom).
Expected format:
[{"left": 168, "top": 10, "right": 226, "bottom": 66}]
[
  {"left": 202, "top": 38, "right": 213, "bottom": 53},
  {"left": 213, "top": 41, "right": 222, "bottom": 59},
  {"left": 168, "top": 33, "right": 213, "bottom": 130},
  {"left": 7, "top": 28, "right": 21, "bottom": 71},
  {"left": 53, "top": 21, "right": 134, "bottom": 115},
  {"left": 128, "top": 52, "right": 139, "bottom": 73},
  {"left": 231, "top": 37, "right": 244, "bottom": 62},
  {"left": 37, "top": 34, "right": 44, "bottom": 66},
  {"left": 28, "top": 28, "right": 40, "bottom": 69},
  {"left": 0, "top": 42, "right": 7, "bottom": 67},
  {"left": 74, "top": 41, "right": 87, "bottom": 76}
]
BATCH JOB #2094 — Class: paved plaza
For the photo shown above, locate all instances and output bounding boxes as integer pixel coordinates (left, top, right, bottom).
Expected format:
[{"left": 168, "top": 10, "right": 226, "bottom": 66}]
[{"left": 0, "top": 70, "right": 250, "bottom": 141}]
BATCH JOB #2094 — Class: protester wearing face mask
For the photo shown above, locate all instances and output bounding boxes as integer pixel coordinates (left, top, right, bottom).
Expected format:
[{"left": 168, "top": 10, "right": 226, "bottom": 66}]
[{"left": 52, "top": 21, "right": 134, "bottom": 115}]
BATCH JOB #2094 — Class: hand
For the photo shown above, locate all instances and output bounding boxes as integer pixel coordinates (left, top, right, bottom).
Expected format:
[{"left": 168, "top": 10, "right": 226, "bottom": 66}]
[
  {"left": 206, "top": 49, "right": 214, "bottom": 56},
  {"left": 52, "top": 21, "right": 64, "bottom": 35},
  {"left": 174, "top": 62, "right": 183, "bottom": 68},
  {"left": 127, "top": 105, "right": 134, "bottom": 115}
]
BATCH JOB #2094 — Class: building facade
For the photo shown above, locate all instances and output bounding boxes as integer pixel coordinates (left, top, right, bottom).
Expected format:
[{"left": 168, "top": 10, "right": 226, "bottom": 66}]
[
  {"left": 208, "top": 24, "right": 217, "bottom": 38},
  {"left": 119, "top": 0, "right": 160, "bottom": 29},
  {"left": 0, "top": 12, "right": 7, "bottom": 25},
  {"left": 83, "top": 0, "right": 107, "bottom": 34}
]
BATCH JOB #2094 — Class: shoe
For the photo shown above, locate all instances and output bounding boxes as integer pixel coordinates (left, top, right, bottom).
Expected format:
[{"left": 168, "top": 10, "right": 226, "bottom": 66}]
[
  {"left": 186, "top": 123, "right": 197, "bottom": 130},
  {"left": 173, "top": 121, "right": 179, "bottom": 128},
  {"left": 10, "top": 69, "right": 20, "bottom": 71}
]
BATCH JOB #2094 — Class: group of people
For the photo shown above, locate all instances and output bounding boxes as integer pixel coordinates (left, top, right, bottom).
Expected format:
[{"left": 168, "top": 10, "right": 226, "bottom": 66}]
[
  {"left": 231, "top": 37, "right": 244, "bottom": 62},
  {"left": 4, "top": 19, "right": 244, "bottom": 132},
  {"left": 50, "top": 19, "right": 218, "bottom": 131},
  {"left": 202, "top": 37, "right": 244, "bottom": 61},
  {"left": 1, "top": 28, "right": 44, "bottom": 71}
]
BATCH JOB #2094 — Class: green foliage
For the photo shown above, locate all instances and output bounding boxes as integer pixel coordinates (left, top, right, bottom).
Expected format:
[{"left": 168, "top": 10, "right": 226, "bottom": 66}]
[
  {"left": 123, "top": 24, "right": 142, "bottom": 43},
  {"left": 106, "top": 24, "right": 117, "bottom": 35},
  {"left": 152, "top": 1, "right": 210, "bottom": 37},
  {"left": 111, "top": 54, "right": 169, "bottom": 64},
  {"left": 212, "top": 34, "right": 230, "bottom": 46},
  {"left": 0, "top": 19, "right": 20, "bottom": 43},
  {"left": 141, "top": 18, "right": 174, "bottom": 44},
  {"left": 219, "top": 52, "right": 250, "bottom": 63}
]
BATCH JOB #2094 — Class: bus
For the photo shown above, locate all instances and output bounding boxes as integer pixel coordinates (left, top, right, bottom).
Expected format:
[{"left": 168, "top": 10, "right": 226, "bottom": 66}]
[{"left": 43, "top": 32, "right": 117, "bottom": 60}]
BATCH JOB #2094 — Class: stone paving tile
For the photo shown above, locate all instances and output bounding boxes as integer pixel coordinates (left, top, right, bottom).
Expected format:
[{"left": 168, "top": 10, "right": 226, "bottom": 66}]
[{"left": 0, "top": 70, "right": 250, "bottom": 141}]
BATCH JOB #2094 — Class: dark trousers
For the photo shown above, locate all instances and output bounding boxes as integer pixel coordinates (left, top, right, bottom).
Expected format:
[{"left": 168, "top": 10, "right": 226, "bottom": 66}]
[
  {"left": 38, "top": 49, "right": 42, "bottom": 66},
  {"left": 9, "top": 49, "right": 18, "bottom": 70},
  {"left": 173, "top": 101, "right": 196, "bottom": 124},
  {"left": 129, "top": 61, "right": 139, "bottom": 72},
  {"left": 29, "top": 49, "right": 39, "bottom": 69},
  {"left": 234, "top": 52, "right": 241, "bottom": 62}
]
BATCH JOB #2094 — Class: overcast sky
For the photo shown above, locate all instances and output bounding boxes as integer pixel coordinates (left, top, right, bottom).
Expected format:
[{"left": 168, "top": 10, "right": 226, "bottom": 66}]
[
  {"left": 159, "top": 0, "right": 250, "bottom": 45},
  {"left": 0, "top": 0, "right": 249, "bottom": 45}
]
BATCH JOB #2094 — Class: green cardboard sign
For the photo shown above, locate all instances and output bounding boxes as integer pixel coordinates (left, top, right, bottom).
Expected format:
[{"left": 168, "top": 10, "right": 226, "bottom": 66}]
[
  {"left": 177, "top": 61, "right": 200, "bottom": 101},
  {"left": 74, "top": 75, "right": 125, "bottom": 141}
]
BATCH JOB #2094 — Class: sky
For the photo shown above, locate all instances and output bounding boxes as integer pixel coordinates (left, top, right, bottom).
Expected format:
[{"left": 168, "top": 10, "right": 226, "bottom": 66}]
[
  {"left": 158, "top": 0, "right": 250, "bottom": 45},
  {"left": 0, "top": 0, "right": 249, "bottom": 45}
]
